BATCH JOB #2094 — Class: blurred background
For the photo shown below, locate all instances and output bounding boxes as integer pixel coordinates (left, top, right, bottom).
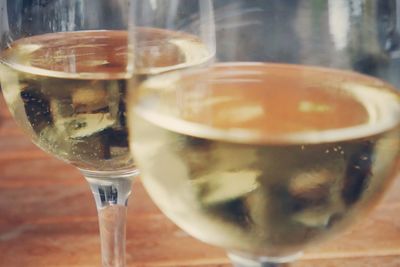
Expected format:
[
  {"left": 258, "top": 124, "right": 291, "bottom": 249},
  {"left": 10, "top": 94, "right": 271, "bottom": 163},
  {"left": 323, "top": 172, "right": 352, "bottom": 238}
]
[{"left": 0, "top": 0, "right": 400, "bottom": 266}]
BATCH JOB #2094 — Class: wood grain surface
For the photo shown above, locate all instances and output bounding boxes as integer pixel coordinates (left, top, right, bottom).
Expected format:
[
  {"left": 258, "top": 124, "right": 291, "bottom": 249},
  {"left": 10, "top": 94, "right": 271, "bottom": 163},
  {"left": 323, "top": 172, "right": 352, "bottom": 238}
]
[{"left": 0, "top": 96, "right": 399, "bottom": 267}]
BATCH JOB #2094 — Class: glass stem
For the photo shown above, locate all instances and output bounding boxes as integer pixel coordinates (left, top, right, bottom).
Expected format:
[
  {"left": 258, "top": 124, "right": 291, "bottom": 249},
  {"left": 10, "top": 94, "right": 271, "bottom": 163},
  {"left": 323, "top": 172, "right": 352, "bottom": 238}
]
[
  {"left": 82, "top": 169, "right": 138, "bottom": 267},
  {"left": 228, "top": 252, "right": 301, "bottom": 267}
]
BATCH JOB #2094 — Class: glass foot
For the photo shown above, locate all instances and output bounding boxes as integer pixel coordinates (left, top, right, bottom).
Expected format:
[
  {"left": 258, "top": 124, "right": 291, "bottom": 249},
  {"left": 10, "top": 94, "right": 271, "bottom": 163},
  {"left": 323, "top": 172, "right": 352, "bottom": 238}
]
[{"left": 227, "top": 251, "right": 303, "bottom": 267}]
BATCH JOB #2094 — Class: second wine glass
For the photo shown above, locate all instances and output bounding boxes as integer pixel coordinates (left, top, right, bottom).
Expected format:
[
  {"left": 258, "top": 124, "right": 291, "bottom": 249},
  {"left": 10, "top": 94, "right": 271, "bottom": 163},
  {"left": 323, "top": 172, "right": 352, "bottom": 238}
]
[{"left": 128, "top": 1, "right": 400, "bottom": 266}]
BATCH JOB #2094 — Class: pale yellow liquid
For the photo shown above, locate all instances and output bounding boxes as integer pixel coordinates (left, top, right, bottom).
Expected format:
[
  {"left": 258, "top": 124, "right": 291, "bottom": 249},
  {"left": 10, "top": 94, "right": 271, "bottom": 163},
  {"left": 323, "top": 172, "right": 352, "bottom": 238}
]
[
  {"left": 130, "top": 63, "right": 400, "bottom": 256},
  {"left": 0, "top": 29, "right": 211, "bottom": 170}
]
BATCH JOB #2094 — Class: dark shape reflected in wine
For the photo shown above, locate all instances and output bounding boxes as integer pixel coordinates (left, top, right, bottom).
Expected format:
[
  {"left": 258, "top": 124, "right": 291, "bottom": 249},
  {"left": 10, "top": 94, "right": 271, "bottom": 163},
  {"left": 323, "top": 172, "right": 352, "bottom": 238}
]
[
  {"left": 342, "top": 141, "right": 374, "bottom": 206},
  {"left": 20, "top": 86, "right": 52, "bottom": 132}
]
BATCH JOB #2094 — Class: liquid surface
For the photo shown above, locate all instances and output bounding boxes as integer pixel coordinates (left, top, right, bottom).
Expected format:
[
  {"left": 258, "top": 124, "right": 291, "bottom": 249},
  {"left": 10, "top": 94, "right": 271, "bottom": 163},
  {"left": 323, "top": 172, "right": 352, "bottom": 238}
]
[
  {"left": 0, "top": 30, "right": 211, "bottom": 170},
  {"left": 130, "top": 63, "right": 400, "bottom": 256}
]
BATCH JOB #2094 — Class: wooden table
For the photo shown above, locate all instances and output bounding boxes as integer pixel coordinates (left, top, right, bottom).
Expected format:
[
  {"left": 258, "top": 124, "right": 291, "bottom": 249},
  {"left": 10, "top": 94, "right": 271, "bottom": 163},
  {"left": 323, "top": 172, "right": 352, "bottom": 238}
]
[{"left": 1, "top": 95, "right": 400, "bottom": 267}]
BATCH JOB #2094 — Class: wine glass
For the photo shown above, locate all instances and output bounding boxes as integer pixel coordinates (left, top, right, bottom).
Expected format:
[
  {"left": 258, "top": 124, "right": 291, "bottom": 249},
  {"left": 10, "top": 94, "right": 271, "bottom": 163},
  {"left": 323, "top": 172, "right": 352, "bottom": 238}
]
[
  {"left": 0, "top": 1, "right": 133, "bottom": 266},
  {"left": 0, "top": 0, "right": 214, "bottom": 266},
  {"left": 128, "top": 1, "right": 400, "bottom": 266}
]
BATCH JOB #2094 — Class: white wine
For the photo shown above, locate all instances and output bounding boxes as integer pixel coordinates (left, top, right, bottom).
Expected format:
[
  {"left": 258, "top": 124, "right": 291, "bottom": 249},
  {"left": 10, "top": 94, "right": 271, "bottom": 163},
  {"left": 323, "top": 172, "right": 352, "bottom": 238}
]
[
  {"left": 0, "top": 29, "right": 212, "bottom": 170},
  {"left": 130, "top": 63, "right": 400, "bottom": 256}
]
